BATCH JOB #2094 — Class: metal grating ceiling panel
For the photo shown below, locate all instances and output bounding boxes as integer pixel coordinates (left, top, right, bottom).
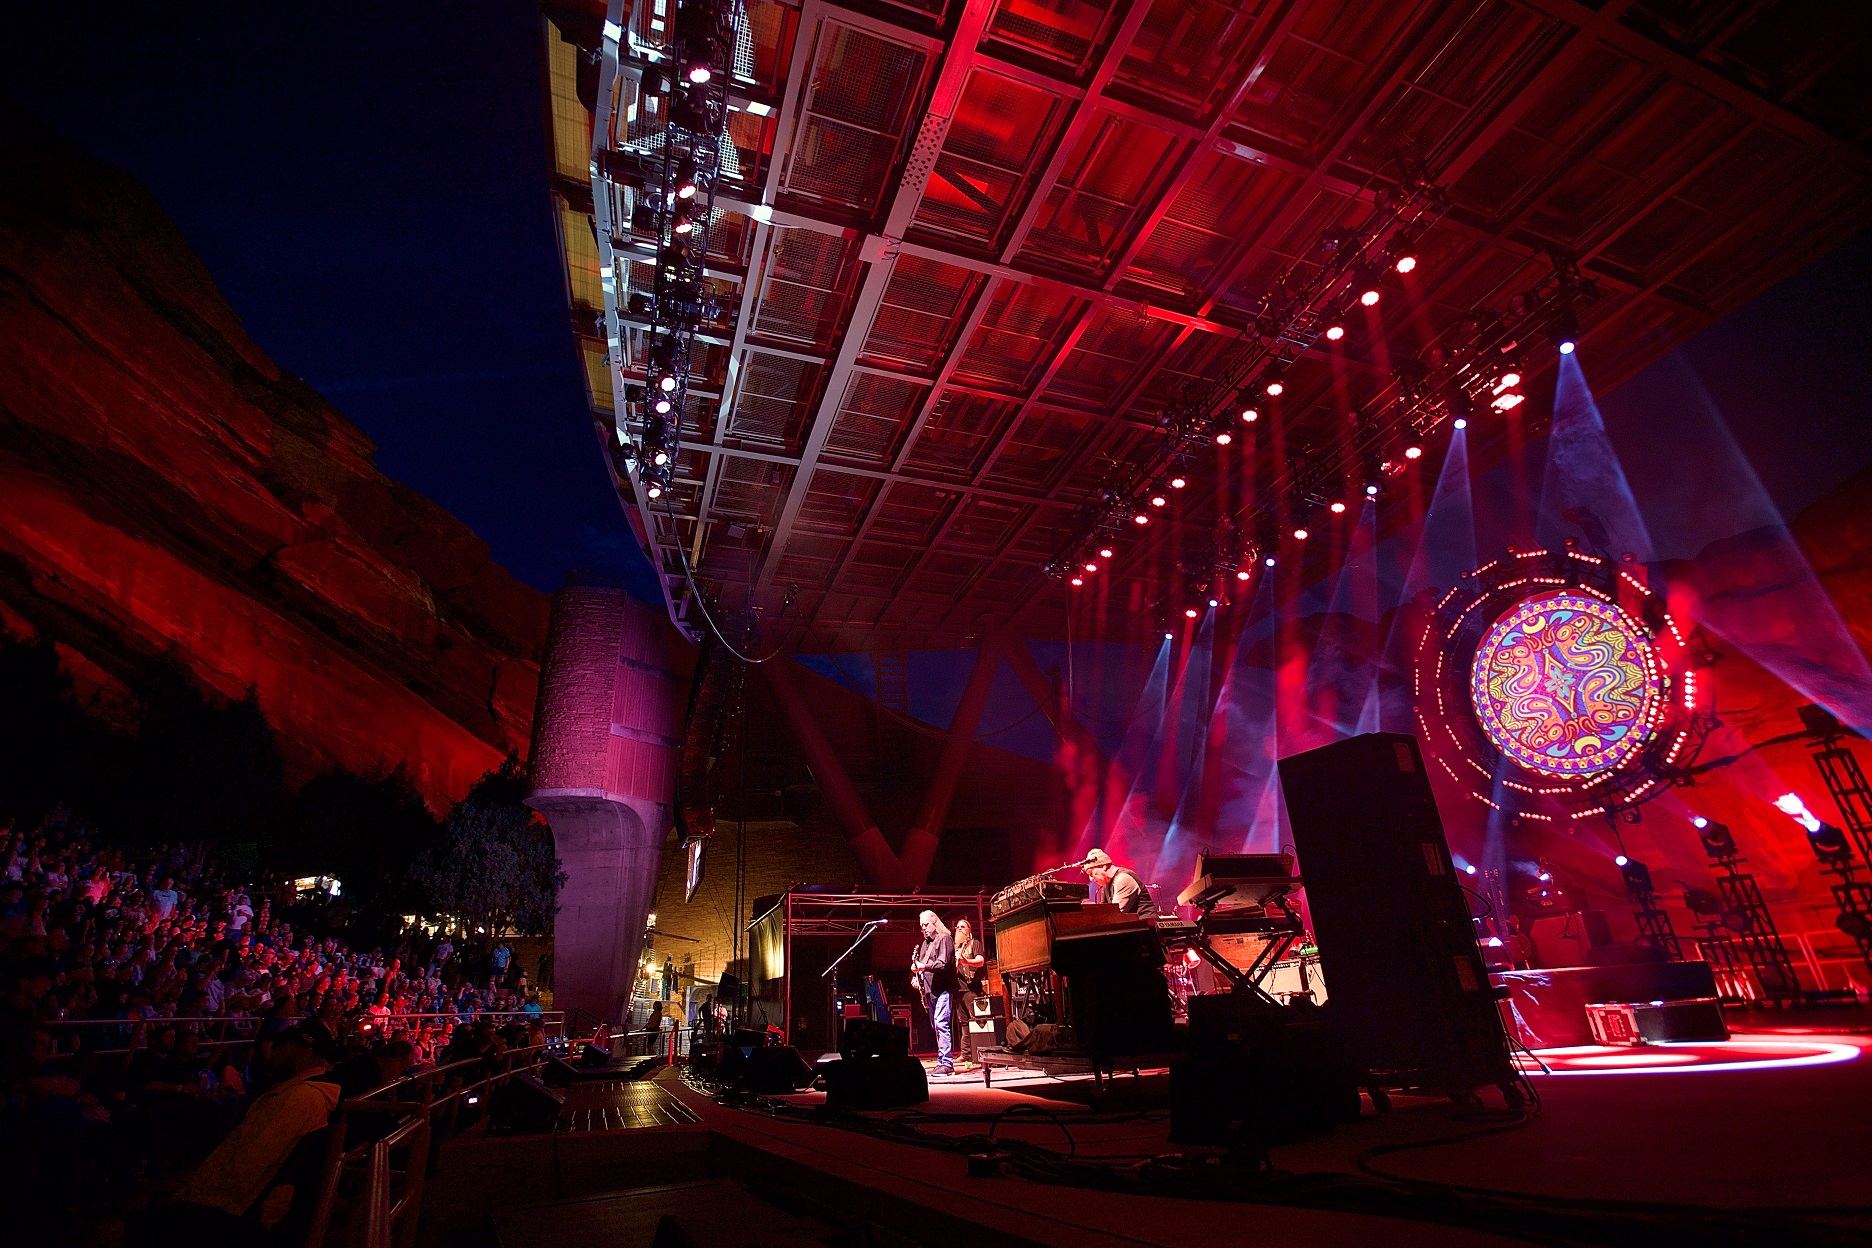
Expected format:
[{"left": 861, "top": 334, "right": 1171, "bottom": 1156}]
[
  {"left": 860, "top": 255, "right": 982, "bottom": 373},
  {"left": 782, "top": 24, "right": 930, "bottom": 214},
  {"left": 823, "top": 371, "right": 927, "bottom": 464},
  {"left": 902, "top": 390, "right": 1019, "bottom": 478}
]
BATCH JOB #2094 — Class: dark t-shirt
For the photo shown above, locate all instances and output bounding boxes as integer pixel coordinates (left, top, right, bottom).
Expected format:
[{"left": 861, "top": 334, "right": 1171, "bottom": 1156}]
[
  {"left": 915, "top": 930, "right": 956, "bottom": 997},
  {"left": 1108, "top": 868, "right": 1158, "bottom": 918}
]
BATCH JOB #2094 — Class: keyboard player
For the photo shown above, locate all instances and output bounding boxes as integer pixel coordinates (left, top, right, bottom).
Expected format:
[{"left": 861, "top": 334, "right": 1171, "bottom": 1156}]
[{"left": 1083, "top": 848, "right": 1158, "bottom": 919}]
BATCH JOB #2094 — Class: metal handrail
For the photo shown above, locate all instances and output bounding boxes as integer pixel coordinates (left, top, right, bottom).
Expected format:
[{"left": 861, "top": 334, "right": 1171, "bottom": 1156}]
[{"left": 304, "top": 1041, "right": 562, "bottom": 1248}]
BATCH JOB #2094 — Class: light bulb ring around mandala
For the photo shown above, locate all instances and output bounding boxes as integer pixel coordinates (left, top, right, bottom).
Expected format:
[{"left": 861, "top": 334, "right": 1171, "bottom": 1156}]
[{"left": 1469, "top": 591, "right": 1662, "bottom": 779}]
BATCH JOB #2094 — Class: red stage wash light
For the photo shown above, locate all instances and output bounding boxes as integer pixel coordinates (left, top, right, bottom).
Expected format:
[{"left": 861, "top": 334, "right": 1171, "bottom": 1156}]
[
  {"left": 1185, "top": 608, "right": 1199, "bottom": 619},
  {"left": 1236, "top": 570, "right": 1250, "bottom": 581},
  {"left": 1215, "top": 431, "right": 1233, "bottom": 446},
  {"left": 1170, "top": 476, "right": 1186, "bottom": 489},
  {"left": 1404, "top": 445, "right": 1423, "bottom": 459},
  {"left": 1324, "top": 324, "right": 1345, "bottom": 341},
  {"left": 1070, "top": 577, "right": 1083, "bottom": 586},
  {"left": 1359, "top": 288, "right": 1381, "bottom": 306},
  {"left": 1395, "top": 254, "right": 1418, "bottom": 274},
  {"left": 1241, "top": 408, "right": 1259, "bottom": 423},
  {"left": 1265, "top": 381, "right": 1284, "bottom": 397},
  {"left": 1293, "top": 527, "right": 1309, "bottom": 540},
  {"left": 1098, "top": 547, "right": 1113, "bottom": 559},
  {"left": 1330, "top": 502, "right": 1346, "bottom": 514},
  {"left": 1150, "top": 495, "right": 1167, "bottom": 507},
  {"left": 1134, "top": 513, "right": 1149, "bottom": 525},
  {"left": 1084, "top": 562, "right": 1098, "bottom": 573}
]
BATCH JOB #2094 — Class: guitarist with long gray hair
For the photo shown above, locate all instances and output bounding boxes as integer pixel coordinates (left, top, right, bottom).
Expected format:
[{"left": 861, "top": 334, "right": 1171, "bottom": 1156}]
[{"left": 910, "top": 910, "right": 957, "bottom": 1076}]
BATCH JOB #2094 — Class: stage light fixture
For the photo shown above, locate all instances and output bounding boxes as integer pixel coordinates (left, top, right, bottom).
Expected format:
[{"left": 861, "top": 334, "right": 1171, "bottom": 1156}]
[
  {"left": 1809, "top": 824, "right": 1854, "bottom": 870},
  {"left": 1293, "top": 527, "right": 1309, "bottom": 540},
  {"left": 1070, "top": 577, "right": 1084, "bottom": 586},
  {"left": 1150, "top": 494, "right": 1167, "bottom": 508},
  {"left": 1240, "top": 408, "right": 1259, "bottom": 423},
  {"left": 1404, "top": 445, "right": 1422, "bottom": 459},
  {"left": 1463, "top": 864, "right": 1477, "bottom": 876},
  {"left": 1500, "top": 372, "right": 1521, "bottom": 388},
  {"left": 1614, "top": 854, "right": 1629, "bottom": 867},
  {"left": 1208, "top": 598, "right": 1220, "bottom": 608},
  {"left": 1185, "top": 608, "right": 1199, "bottom": 619},
  {"left": 1170, "top": 476, "right": 1186, "bottom": 489},
  {"left": 1359, "top": 287, "right": 1381, "bottom": 306},
  {"left": 1454, "top": 418, "right": 1468, "bottom": 430},
  {"left": 687, "top": 63, "right": 712, "bottom": 84},
  {"left": 675, "top": 159, "right": 699, "bottom": 199},
  {"left": 1696, "top": 818, "right": 1738, "bottom": 859},
  {"left": 1134, "top": 513, "right": 1149, "bottom": 525},
  {"left": 1395, "top": 254, "right": 1418, "bottom": 274},
  {"left": 1330, "top": 501, "right": 1346, "bottom": 514},
  {"left": 1492, "top": 392, "right": 1525, "bottom": 411},
  {"left": 1215, "top": 431, "right": 1233, "bottom": 446},
  {"left": 651, "top": 450, "right": 670, "bottom": 467},
  {"left": 1264, "top": 556, "right": 1276, "bottom": 567},
  {"left": 1324, "top": 324, "right": 1345, "bottom": 341},
  {"left": 1165, "top": 632, "right": 1174, "bottom": 640},
  {"left": 1365, "top": 483, "right": 1380, "bottom": 496},
  {"left": 1084, "top": 562, "right": 1098, "bottom": 573},
  {"left": 654, "top": 398, "right": 673, "bottom": 415},
  {"left": 1619, "top": 858, "right": 1654, "bottom": 893},
  {"left": 751, "top": 203, "right": 774, "bottom": 223},
  {"left": 1236, "top": 570, "right": 1250, "bottom": 582},
  {"left": 1549, "top": 301, "right": 1581, "bottom": 355},
  {"left": 646, "top": 483, "right": 664, "bottom": 499},
  {"left": 1265, "top": 381, "right": 1284, "bottom": 396},
  {"left": 1098, "top": 547, "right": 1114, "bottom": 559},
  {"left": 658, "top": 375, "right": 678, "bottom": 393}
]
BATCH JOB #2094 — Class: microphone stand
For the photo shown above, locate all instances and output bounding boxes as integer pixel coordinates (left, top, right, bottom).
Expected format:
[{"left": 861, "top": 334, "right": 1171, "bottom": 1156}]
[{"left": 822, "top": 918, "right": 888, "bottom": 979}]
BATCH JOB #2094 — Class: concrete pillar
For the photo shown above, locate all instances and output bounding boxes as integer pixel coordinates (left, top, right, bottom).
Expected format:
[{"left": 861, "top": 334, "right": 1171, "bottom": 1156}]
[{"left": 527, "top": 585, "right": 685, "bottom": 1024}]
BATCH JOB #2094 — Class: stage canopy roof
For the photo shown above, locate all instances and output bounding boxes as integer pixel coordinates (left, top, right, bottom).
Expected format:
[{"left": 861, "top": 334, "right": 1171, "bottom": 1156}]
[{"left": 542, "top": 0, "right": 1872, "bottom": 653}]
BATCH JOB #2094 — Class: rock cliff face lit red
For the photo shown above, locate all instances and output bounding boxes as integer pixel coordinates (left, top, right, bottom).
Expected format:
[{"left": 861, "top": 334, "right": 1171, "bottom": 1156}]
[{"left": 0, "top": 110, "right": 546, "bottom": 809}]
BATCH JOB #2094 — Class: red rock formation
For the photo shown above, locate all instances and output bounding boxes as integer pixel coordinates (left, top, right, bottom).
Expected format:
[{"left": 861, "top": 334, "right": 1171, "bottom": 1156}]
[{"left": 0, "top": 104, "right": 547, "bottom": 810}]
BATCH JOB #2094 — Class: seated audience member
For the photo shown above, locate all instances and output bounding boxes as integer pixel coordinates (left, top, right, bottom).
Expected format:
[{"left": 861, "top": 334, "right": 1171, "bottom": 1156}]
[{"left": 136, "top": 1036, "right": 340, "bottom": 1247}]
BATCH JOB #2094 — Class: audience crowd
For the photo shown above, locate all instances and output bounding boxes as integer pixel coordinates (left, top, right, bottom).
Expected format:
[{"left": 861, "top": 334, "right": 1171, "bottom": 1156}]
[{"left": 0, "top": 812, "right": 552, "bottom": 1237}]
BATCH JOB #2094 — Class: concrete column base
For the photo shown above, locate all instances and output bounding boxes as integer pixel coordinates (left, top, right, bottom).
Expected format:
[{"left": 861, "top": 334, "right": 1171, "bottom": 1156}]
[{"left": 530, "top": 794, "right": 668, "bottom": 1025}]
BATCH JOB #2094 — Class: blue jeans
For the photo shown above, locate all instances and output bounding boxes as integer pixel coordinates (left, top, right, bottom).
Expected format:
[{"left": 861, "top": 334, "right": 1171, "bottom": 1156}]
[{"left": 930, "top": 991, "right": 953, "bottom": 1069}]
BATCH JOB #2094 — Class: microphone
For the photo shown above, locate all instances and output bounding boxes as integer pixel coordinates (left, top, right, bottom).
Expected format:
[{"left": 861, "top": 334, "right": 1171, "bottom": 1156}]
[{"left": 865, "top": 918, "right": 889, "bottom": 926}]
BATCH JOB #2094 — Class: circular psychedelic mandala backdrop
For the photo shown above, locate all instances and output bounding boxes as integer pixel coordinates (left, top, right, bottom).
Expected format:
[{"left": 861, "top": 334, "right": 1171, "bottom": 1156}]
[{"left": 1469, "top": 591, "right": 1662, "bottom": 779}]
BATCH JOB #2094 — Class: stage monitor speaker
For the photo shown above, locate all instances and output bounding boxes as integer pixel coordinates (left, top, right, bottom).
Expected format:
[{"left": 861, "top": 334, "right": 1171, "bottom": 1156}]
[
  {"left": 969, "top": 994, "right": 1003, "bottom": 1019},
  {"left": 717, "top": 1040, "right": 817, "bottom": 1093},
  {"left": 821, "top": 1054, "right": 928, "bottom": 1109},
  {"left": 966, "top": 1017, "right": 1006, "bottom": 1044},
  {"left": 1278, "top": 732, "right": 1514, "bottom": 1092},
  {"left": 489, "top": 1072, "right": 564, "bottom": 1135},
  {"left": 839, "top": 1018, "right": 910, "bottom": 1060}
]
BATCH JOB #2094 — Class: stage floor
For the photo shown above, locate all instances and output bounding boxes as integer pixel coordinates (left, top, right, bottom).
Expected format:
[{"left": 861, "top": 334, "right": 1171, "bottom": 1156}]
[{"left": 469, "top": 1019, "right": 1872, "bottom": 1248}]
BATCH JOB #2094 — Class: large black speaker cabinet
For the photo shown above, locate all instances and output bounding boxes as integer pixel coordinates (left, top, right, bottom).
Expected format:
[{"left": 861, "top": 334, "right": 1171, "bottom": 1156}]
[
  {"left": 1049, "top": 927, "right": 1176, "bottom": 1057},
  {"left": 489, "top": 1072, "right": 565, "bottom": 1134},
  {"left": 821, "top": 1054, "right": 928, "bottom": 1109},
  {"left": 1278, "top": 732, "right": 1514, "bottom": 1093}
]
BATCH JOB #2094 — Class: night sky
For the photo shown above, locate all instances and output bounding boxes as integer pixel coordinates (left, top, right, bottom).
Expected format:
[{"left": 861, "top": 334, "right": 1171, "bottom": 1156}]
[{"left": 6, "top": 4, "right": 1870, "bottom": 602}]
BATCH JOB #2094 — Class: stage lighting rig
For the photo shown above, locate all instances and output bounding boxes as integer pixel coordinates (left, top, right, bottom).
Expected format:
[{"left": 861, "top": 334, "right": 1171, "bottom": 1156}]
[{"left": 1692, "top": 815, "right": 1738, "bottom": 861}]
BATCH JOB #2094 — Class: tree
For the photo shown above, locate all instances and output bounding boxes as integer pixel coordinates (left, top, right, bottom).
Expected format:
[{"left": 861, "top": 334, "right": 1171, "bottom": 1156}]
[
  {"left": 412, "top": 758, "right": 564, "bottom": 939},
  {"left": 283, "top": 768, "right": 440, "bottom": 939}
]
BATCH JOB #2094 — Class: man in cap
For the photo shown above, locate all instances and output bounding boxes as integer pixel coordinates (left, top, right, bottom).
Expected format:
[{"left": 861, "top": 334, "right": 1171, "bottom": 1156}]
[{"left": 1084, "top": 849, "right": 1158, "bottom": 918}]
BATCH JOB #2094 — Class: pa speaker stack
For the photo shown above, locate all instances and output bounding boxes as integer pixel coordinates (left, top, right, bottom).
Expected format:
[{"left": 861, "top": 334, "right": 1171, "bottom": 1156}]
[{"left": 1277, "top": 732, "right": 1516, "bottom": 1098}]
